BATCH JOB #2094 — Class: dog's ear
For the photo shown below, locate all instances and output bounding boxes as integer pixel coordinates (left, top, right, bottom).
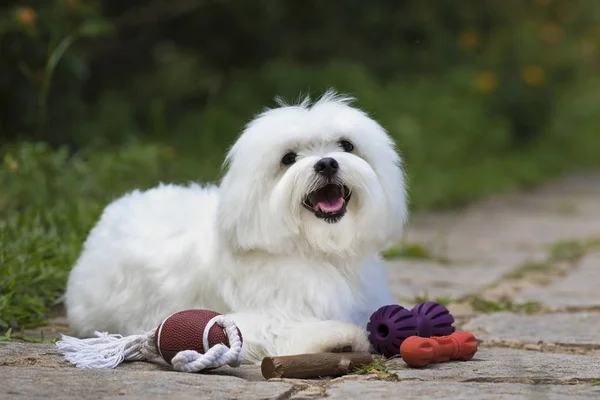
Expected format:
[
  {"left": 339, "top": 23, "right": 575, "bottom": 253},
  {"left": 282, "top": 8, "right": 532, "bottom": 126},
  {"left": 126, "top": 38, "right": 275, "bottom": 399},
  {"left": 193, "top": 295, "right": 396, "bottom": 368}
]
[
  {"left": 378, "top": 140, "right": 409, "bottom": 242},
  {"left": 218, "top": 156, "right": 291, "bottom": 253},
  {"left": 218, "top": 167, "right": 263, "bottom": 252},
  {"left": 382, "top": 157, "right": 409, "bottom": 243},
  {"left": 352, "top": 118, "right": 409, "bottom": 244}
]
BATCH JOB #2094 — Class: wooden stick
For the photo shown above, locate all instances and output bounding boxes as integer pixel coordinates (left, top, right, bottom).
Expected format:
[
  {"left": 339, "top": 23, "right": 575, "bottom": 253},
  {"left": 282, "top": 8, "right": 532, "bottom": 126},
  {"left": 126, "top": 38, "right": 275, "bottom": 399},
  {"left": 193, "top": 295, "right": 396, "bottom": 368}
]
[{"left": 261, "top": 352, "right": 374, "bottom": 380}]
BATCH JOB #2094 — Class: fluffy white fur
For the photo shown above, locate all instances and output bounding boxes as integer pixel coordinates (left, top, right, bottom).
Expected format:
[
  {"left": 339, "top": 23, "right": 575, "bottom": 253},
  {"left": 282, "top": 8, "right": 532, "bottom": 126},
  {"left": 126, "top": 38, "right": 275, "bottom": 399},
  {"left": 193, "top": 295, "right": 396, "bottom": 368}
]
[{"left": 64, "top": 91, "right": 408, "bottom": 364}]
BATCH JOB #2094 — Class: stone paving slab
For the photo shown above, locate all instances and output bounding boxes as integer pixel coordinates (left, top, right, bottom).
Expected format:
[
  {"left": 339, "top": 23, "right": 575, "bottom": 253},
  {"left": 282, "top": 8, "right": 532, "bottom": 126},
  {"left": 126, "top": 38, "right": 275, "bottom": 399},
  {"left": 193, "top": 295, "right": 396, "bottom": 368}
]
[
  {"left": 404, "top": 211, "right": 600, "bottom": 265},
  {"left": 386, "top": 257, "right": 528, "bottom": 302},
  {"left": 463, "top": 312, "right": 600, "bottom": 345},
  {"left": 388, "top": 348, "right": 600, "bottom": 382},
  {"left": 3, "top": 344, "right": 599, "bottom": 388},
  {"left": 403, "top": 173, "right": 600, "bottom": 265},
  {"left": 0, "top": 367, "right": 294, "bottom": 400},
  {"left": 23, "top": 315, "right": 71, "bottom": 341},
  {"left": 325, "top": 381, "right": 600, "bottom": 400},
  {"left": 0, "top": 342, "right": 264, "bottom": 381},
  {"left": 516, "top": 252, "right": 600, "bottom": 308},
  {"left": 8, "top": 367, "right": 599, "bottom": 400}
]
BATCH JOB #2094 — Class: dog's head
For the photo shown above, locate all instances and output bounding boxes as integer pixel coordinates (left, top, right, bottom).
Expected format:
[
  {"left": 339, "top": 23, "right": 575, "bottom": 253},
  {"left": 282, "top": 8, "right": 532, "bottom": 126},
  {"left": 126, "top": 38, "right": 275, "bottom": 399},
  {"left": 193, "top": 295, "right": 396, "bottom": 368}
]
[{"left": 218, "top": 91, "right": 408, "bottom": 257}]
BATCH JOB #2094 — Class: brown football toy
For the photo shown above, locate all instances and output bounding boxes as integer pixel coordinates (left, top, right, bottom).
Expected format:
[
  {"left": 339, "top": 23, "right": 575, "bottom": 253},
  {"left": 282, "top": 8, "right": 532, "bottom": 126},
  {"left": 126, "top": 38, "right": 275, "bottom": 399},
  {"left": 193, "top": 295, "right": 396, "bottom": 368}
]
[
  {"left": 56, "top": 309, "right": 244, "bottom": 373},
  {"left": 154, "top": 309, "right": 243, "bottom": 365}
]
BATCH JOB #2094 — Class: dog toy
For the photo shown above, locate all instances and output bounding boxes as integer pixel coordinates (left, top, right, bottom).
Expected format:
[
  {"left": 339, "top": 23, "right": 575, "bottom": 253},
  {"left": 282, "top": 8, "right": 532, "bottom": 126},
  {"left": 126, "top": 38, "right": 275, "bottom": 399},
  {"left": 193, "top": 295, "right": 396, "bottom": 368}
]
[
  {"left": 411, "top": 301, "right": 455, "bottom": 338},
  {"left": 400, "top": 331, "right": 478, "bottom": 368},
  {"left": 366, "top": 302, "right": 455, "bottom": 357},
  {"left": 366, "top": 305, "right": 419, "bottom": 357},
  {"left": 56, "top": 309, "right": 243, "bottom": 373},
  {"left": 261, "top": 352, "right": 374, "bottom": 379}
]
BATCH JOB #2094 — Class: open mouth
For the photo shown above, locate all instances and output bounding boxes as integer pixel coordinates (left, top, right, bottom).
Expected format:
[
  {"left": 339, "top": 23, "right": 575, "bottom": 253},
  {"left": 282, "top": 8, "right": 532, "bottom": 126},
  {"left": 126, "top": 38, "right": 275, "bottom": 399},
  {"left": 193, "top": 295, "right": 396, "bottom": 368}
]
[{"left": 302, "top": 184, "right": 352, "bottom": 223}]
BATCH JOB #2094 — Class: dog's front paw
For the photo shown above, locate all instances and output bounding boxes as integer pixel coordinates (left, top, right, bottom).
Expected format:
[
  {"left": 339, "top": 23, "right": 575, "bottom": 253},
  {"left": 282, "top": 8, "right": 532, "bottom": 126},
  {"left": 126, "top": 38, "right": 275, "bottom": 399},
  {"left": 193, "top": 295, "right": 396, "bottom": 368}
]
[{"left": 277, "top": 320, "right": 370, "bottom": 356}]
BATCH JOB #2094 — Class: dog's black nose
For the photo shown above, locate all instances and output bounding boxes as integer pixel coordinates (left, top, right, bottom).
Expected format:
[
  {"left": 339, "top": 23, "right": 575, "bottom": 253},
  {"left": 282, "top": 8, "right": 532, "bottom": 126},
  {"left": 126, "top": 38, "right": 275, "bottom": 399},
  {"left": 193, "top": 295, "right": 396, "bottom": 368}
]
[{"left": 314, "top": 157, "right": 339, "bottom": 178}]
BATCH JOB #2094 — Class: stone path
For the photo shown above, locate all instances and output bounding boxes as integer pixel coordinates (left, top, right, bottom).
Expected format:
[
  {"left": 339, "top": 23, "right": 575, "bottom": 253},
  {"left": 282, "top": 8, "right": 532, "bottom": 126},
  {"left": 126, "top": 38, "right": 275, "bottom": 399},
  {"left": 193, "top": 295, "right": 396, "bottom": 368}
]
[{"left": 2, "top": 172, "right": 600, "bottom": 399}]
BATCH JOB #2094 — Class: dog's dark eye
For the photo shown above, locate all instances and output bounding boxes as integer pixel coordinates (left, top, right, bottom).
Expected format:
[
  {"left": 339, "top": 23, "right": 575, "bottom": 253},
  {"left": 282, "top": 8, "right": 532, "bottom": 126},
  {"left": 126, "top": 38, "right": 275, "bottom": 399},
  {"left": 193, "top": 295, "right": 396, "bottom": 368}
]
[
  {"left": 340, "top": 140, "right": 354, "bottom": 152},
  {"left": 281, "top": 152, "right": 297, "bottom": 166}
]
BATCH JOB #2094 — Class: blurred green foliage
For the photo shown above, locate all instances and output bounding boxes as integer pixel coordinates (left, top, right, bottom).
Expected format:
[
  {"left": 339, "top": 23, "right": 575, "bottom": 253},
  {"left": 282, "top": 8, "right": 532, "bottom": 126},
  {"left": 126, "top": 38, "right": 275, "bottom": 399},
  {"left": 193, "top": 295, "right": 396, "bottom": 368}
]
[
  {"left": 1, "top": 0, "right": 600, "bottom": 329},
  {"left": 1, "top": 0, "right": 599, "bottom": 207}
]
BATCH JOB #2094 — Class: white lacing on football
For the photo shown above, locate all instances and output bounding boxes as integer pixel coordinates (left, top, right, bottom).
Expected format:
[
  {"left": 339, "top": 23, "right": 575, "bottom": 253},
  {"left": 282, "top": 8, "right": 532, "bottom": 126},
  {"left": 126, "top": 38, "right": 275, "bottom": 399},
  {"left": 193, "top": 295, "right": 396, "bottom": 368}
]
[{"left": 170, "top": 315, "right": 243, "bottom": 372}]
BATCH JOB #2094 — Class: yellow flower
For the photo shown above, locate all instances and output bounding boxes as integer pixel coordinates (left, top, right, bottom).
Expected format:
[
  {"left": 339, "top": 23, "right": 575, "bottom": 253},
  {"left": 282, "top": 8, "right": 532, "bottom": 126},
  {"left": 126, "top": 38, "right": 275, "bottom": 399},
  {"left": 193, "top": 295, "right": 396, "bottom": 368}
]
[
  {"left": 541, "top": 23, "right": 564, "bottom": 44},
  {"left": 163, "top": 146, "right": 177, "bottom": 159},
  {"left": 16, "top": 7, "right": 37, "bottom": 26},
  {"left": 522, "top": 65, "right": 546, "bottom": 87},
  {"left": 4, "top": 155, "right": 18, "bottom": 173},
  {"left": 580, "top": 39, "right": 597, "bottom": 62},
  {"left": 475, "top": 71, "right": 498, "bottom": 93},
  {"left": 458, "top": 29, "right": 480, "bottom": 52}
]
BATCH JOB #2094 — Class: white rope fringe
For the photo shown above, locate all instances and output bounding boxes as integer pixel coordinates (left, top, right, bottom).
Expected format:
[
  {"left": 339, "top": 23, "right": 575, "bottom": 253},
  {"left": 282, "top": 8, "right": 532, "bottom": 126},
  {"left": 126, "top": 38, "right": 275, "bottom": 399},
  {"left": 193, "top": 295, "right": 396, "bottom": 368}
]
[
  {"left": 55, "top": 315, "right": 243, "bottom": 373},
  {"left": 55, "top": 330, "right": 158, "bottom": 369}
]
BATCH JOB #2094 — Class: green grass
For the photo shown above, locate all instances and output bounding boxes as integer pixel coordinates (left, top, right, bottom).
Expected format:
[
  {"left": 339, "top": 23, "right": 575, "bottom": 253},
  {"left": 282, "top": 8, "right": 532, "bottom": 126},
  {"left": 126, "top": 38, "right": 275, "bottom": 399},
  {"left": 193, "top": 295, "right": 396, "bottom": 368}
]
[
  {"left": 382, "top": 242, "right": 450, "bottom": 264},
  {"left": 467, "top": 296, "right": 542, "bottom": 314},
  {"left": 548, "top": 238, "right": 600, "bottom": 263},
  {"left": 503, "top": 237, "right": 600, "bottom": 280},
  {"left": 592, "top": 378, "right": 600, "bottom": 386},
  {"left": 553, "top": 202, "right": 579, "bottom": 216},
  {"left": 0, "top": 142, "right": 207, "bottom": 330},
  {"left": 352, "top": 359, "right": 397, "bottom": 380},
  {"left": 409, "top": 292, "right": 455, "bottom": 307},
  {"left": 504, "top": 261, "right": 551, "bottom": 280},
  {"left": 382, "top": 242, "right": 434, "bottom": 260},
  {"left": 474, "top": 236, "right": 600, "bottom": 313},
  {"left": 0, "top": 327, "right": 46, "bottom": 343}
]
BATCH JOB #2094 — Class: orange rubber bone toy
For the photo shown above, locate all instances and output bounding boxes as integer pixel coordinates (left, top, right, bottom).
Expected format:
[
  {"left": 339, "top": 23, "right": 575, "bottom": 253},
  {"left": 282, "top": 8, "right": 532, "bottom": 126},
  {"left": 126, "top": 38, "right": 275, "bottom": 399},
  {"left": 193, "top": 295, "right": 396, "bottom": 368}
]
[{"left": 400, "top": 331, "right": 478, "bottom": 368}]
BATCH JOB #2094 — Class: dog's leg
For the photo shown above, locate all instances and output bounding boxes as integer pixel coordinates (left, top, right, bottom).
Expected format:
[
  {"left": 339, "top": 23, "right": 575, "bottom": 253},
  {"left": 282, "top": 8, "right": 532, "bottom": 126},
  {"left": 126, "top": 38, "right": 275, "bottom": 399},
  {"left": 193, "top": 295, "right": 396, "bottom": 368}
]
[{"left": 223, "top": 312, "right": 281, "bottom": 364}]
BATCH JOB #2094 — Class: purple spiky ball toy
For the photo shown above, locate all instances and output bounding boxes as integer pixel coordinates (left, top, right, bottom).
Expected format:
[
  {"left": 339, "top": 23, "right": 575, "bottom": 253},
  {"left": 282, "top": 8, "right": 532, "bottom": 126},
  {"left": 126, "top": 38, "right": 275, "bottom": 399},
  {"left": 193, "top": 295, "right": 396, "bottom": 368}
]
[
  {"left": 411, "top": 301, "right": 456, "bottom": 338},
  {"left": 366, "top": 305, "right": 418, "bottom": 357}
]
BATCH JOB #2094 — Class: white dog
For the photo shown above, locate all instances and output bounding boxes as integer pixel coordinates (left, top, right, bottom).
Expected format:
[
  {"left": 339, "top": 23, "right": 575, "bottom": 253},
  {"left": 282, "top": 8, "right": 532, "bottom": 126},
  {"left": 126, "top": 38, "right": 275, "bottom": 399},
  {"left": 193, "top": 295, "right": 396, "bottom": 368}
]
[{"left": 64, "top": 91, "right": 408, "bottom": 363}]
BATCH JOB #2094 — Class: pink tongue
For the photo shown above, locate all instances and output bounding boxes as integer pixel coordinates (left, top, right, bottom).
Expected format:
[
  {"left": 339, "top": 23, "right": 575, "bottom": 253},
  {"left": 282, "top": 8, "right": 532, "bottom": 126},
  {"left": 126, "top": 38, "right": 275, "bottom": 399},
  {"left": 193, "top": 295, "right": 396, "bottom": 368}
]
[{"left": 316, "top": 197, "right": 344, "bottom": 213}]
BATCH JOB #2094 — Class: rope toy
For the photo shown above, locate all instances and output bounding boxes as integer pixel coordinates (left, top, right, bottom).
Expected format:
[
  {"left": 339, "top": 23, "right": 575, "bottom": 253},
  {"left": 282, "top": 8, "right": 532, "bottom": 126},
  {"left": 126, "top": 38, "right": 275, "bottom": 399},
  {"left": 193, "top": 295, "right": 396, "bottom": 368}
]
[{"left": 56, "top": 309, "right": 243, "bottom": 373}]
